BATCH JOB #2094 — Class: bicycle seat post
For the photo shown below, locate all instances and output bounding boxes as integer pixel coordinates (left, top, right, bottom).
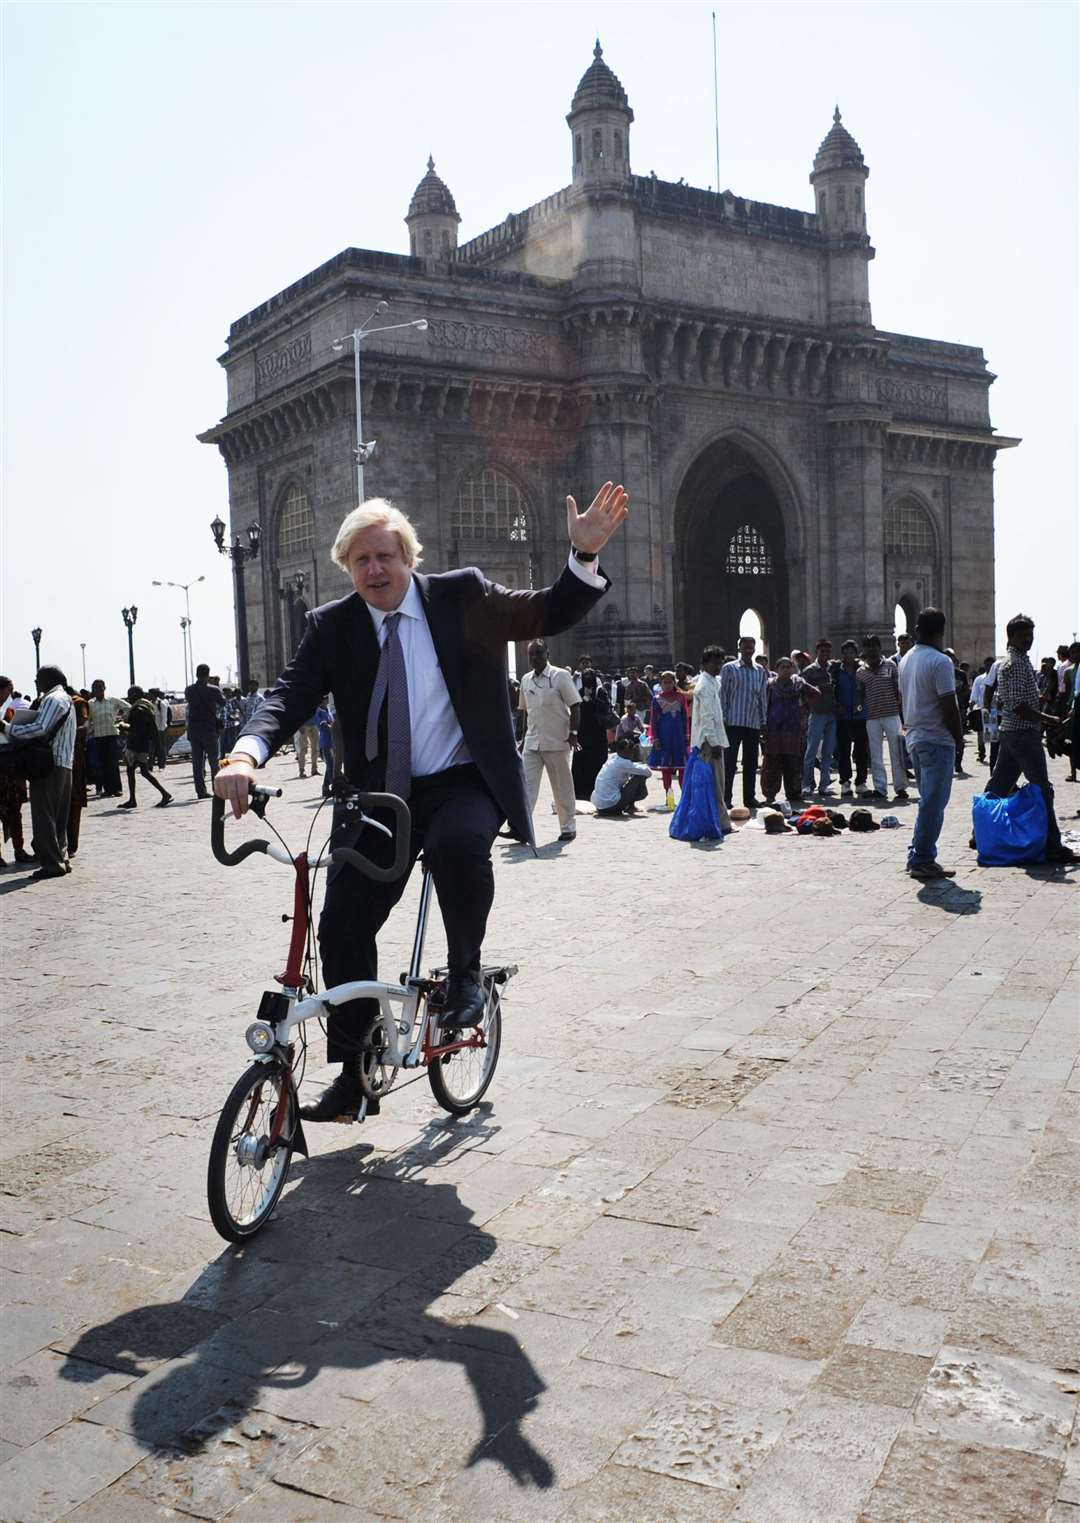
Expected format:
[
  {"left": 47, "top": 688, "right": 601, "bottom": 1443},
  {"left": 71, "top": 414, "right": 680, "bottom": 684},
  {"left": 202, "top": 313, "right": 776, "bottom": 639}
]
[{"left": 407, "top": 861, "right": 436, "bottom": 984}]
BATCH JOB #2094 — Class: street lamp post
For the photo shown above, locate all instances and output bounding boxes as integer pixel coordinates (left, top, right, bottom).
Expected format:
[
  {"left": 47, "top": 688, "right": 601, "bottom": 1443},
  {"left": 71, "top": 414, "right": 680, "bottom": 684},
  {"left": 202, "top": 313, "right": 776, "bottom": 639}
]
[
  {"left": 152, "top": 576, "right": 205, "bottom": 688},
  {"left": 80, "top": 643, "right": 87, "bottom": 687},
  {"left": 180, "top": 618, "right": 191, "bottom": 689},
  {"left": 276, "top": 571, "right": 307, "bottom": 657},
  {"left": 331, "top": 304, "right": 428, "bottom": 504},
  {"left": 211, "top": 517, "right": 262, "bottom": 688},
  {"left": 31, "top": 627, "right": 42, "bottom": 670},
  {"left": 121, "top": 606, "right": 138, "bottom": 686}
]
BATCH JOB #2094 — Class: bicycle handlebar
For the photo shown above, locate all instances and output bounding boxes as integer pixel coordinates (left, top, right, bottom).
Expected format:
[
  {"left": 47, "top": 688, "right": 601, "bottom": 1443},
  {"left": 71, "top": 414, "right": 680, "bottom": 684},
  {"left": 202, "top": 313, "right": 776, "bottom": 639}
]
[{"left": 210, "top": 786, "right": 412, "bottom": 882}]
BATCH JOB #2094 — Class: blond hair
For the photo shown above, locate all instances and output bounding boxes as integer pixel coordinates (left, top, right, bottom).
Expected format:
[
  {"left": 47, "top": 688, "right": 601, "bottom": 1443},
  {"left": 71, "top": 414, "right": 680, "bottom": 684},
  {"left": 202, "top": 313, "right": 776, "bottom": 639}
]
[{"left": 331, "top": 498, "right": 423, "bottom": 571}]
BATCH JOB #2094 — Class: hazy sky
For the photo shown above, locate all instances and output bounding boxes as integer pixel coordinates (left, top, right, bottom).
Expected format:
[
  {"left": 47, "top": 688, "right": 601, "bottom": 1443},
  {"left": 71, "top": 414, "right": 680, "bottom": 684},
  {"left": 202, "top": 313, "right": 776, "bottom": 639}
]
[{"left": 3, "top": 0, "right": 1077, "bottom": 691}]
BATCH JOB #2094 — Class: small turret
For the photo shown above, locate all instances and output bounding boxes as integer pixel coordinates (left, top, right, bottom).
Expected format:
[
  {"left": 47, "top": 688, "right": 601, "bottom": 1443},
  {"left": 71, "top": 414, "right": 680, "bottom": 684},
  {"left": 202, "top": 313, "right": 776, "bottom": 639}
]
[
  {"left": 405, "top": 157, "right": 461, "bottom": 258},
  {"left": 810, "top": 107, "right": 868, "bottom": 236},
  {"left": 566, "top": 40, "right": 633, "bottom": 185}
]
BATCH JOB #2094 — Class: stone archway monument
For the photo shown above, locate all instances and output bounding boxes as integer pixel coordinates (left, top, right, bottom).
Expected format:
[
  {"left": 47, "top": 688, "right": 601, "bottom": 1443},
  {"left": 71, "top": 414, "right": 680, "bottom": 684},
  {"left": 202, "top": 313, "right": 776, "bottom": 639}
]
[{"left": 675, "top": 438, "right": 793, "bottom": 662}]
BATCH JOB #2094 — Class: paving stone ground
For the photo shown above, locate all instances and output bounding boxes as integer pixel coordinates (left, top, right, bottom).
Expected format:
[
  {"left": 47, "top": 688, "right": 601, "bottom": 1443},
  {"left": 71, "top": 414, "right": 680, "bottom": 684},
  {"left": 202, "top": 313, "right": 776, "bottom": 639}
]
[{"left": 1, "top": 752, "right": 1078, "bottom": 1523}]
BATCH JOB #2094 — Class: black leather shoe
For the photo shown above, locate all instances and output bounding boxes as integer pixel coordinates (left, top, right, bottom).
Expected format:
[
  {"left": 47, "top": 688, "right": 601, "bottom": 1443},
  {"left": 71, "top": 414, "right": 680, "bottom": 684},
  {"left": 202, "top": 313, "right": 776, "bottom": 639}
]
[
  {"left": 299, "top": 1070, "right": 363, "bottom": 1122},
  {"left": 438, "top": 971, "right": 486, "bottom": 1030}
]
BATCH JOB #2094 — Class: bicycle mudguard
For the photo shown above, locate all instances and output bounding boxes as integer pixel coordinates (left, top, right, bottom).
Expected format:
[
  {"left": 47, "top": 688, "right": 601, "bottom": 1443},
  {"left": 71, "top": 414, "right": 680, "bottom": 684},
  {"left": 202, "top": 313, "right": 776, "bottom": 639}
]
[{"left": 331, "top": 791, "right": 411, "bottom": 882}]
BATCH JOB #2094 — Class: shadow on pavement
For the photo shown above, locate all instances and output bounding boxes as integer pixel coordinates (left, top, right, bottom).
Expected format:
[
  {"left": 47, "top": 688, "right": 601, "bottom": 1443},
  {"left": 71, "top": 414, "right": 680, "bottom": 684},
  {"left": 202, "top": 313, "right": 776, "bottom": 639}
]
[
  {"left": 59, "top": 1117, "right": 555, "bottom": 1490},
  {"left": 916, "top": 883, "right": 983, "bottom": 914}
]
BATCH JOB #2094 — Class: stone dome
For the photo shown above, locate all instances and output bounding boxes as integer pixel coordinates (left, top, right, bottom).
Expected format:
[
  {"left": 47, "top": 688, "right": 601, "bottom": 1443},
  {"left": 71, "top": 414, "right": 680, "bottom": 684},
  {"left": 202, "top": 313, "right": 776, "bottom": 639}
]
[
  {"left": 813, "top": 107, "right": 866, "bottom": 173},
  {"left": 569, "top": 39, "right": 632, "bottom": 117},
  {"left": 407, "top": 157, "right": 460, "bottom": 222}
]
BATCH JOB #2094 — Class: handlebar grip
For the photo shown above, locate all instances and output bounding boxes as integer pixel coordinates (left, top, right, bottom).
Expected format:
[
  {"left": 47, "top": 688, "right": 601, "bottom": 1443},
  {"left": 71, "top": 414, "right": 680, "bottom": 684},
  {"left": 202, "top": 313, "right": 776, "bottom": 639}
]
[
  {"left": 210, "top": 794, "right": 272, "bottom": 866},
  {"left": 331, "top": 791, "right": 412, "bottom": 883}
]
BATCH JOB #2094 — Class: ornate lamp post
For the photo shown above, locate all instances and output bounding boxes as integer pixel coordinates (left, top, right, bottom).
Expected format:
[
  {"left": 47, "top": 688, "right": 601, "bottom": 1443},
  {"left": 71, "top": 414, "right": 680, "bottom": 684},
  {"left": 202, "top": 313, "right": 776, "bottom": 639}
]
[
  {"left": 211, "top": 515, "right": 262, "bottom": 689},
  {"left": 121, "top": 606, "right": 138, "bottom": 686},
  {"left": 31, "top": 627, "right": 42, "bottom": 670},
  {"left": 276, "top": 571, "right": 307, "bottom": 657},
  {"left": 331, "top": 303, "right": 428, "bottom": 504}
]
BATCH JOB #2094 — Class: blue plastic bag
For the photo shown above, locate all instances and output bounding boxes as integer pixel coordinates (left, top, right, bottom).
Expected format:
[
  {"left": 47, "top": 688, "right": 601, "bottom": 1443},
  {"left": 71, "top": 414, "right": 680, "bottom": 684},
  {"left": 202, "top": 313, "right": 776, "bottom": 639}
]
[
  {"left": 972, "top": 784, "right": 1047, "bottom": 866},
  {"left": 669, "top": 748, "right": 724, "bottom": 841}
]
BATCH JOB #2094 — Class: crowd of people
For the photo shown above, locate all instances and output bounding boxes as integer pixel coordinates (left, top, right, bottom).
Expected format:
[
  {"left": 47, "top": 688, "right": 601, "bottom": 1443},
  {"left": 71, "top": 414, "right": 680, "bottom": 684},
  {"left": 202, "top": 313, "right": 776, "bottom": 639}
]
[
  {"left": 3, "top": 615, "right": 1077, "bottom": 882},
  {"left": 510, "top": 617, "right": 1080, "bottom": 873}
]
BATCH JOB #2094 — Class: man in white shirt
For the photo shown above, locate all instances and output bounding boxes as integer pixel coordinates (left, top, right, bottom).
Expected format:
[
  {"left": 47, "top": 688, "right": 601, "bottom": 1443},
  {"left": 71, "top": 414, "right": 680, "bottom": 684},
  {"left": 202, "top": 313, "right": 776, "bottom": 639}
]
[
  {"left": 691, "top": 645, "right": 732, "bottom": 832},
  {"left": 518, "top": 639, "right": 581, "bottom": 843},
  {"left": 968, "top": 656, "right": 993, "bottom": 764},
  {"left": 897, "top": 608, "right": 963, "bottom": 880},
  {"left": 591, "top": 738, "right": 651, "bottom": 815}
]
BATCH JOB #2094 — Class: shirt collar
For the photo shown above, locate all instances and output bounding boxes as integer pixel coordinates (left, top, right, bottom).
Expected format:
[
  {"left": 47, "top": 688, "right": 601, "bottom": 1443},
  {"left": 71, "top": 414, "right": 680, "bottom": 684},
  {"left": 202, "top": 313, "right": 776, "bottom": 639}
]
[{"left": 365, "top": 574, "right": 423, "bottom": 636}]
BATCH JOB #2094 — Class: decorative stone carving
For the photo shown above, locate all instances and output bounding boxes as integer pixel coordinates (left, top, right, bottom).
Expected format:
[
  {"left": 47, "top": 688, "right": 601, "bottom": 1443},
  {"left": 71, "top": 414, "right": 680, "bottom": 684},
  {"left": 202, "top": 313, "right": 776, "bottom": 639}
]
[
  {"left": 426, "top": 318, "right": 549, "bottom": 361},
  {"left": 256, "top": 332, "right": 311, "bottom": 387}
]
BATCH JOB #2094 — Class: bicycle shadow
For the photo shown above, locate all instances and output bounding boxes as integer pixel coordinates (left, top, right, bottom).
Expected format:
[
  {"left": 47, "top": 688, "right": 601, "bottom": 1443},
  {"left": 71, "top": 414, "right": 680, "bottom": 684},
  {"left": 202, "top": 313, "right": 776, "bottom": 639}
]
[{"left": 59, "top": 1117, "right": 555, "bottom": 1490}]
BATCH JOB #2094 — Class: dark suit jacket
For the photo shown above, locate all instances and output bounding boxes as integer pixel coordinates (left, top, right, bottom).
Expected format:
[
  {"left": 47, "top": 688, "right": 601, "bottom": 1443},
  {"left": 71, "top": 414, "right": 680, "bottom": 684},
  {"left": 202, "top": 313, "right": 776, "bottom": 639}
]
[{"left": 241, "top": 561, "right": 609, "bottom": 842}]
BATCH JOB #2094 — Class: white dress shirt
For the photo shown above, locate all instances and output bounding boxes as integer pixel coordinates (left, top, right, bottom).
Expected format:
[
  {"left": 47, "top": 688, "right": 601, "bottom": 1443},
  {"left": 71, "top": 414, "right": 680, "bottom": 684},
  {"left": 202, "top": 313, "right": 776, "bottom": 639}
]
[
  {"left": 690, "top": 669, "right": 729, "bottom": 750},
  {"left": 236, "top": 554, "right": 604, "bottom": 771}
]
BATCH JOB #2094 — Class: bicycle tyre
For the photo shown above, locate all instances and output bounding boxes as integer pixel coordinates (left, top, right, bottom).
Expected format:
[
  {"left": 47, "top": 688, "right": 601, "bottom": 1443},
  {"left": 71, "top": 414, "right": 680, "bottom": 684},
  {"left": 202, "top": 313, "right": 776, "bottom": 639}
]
[
  {"left": 207, "top": 1061, "right": 295, "bottom": 1243},
  {"left": 427, "top": 988, "right": 502, "bottom": 1115}
]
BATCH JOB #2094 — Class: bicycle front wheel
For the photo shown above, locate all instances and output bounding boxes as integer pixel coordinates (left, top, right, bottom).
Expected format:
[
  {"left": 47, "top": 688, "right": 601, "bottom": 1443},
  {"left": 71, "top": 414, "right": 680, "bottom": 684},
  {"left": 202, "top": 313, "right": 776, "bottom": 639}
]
[
  {"left": 207, "top": 1061, "right": 295, "bottom": 1242},
  {"left": 427, "top": 985, "right": 502, "bottom": 1115}
]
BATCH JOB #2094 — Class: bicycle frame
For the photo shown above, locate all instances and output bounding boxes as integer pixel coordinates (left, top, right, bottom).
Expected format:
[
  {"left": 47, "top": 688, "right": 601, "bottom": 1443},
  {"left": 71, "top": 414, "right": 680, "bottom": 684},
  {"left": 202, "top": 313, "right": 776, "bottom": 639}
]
[{"left": 255, "top": 854, "right": 487, "bottom": 1071}]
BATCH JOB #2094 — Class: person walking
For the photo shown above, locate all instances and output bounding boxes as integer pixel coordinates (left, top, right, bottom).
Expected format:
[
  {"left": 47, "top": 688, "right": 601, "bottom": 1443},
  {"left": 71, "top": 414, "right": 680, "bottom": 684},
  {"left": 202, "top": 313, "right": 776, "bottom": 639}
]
[
  {"left": 149, "top": 688, "right": 171, "bottom": 769},
  {"left": 761, "top": 657, "right": 808, "bottom": 805},
  {"left": 800, "top": 639, "right": 839, "bottom": 798},
  {"left": 184, "top": 663, "right": 225, "bottom": 799},
  {"left": 519, "top": 637, "right": 581, "bottom": 843},
  {"left": 65, "top": 687, "right": 89, "bottom": 857},
  {"left": 858, "top": 635, "right": 907, "bottom": 801},
  {"left": 87, "top": 679, "right": 129, "bottom": 798},
  {"left": 1, "top": 666, "right": 77, "bottom": 880},
  {"left": 983, "top": 615, "right": 1076, "bottom": 864},
  {"left": 947, "top": 650, "right": 971, "bottom": 777},
  {"left": 968, "top": 657, "right": 994, "bottom": 764},
  {"left": 118, "top": 687, "right": 173, "bottom": 809},
  {"left": 294, "top": 711, "right": 321, "bottom": 779},
  {"left": 896, "top": 608, "right": 963, "bottom": 880},
  {"left": 315, "top": 695, "right": 336, "bottom": 795},
  {"left": 721, "top": 636, "right": 768, "bottom": 809},
  {"left": 834, "top": 640, "right": 869, "bottom": 797},
  {"left": 690, "top": 645, "right": 732, "bottom": 830}
]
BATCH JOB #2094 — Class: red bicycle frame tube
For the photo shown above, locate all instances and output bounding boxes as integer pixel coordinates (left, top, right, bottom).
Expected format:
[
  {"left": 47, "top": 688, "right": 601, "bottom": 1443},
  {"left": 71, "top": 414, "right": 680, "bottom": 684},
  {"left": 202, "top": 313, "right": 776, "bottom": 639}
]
[{"left": 276, "top": 853, "right": 310, "bottom": 988}]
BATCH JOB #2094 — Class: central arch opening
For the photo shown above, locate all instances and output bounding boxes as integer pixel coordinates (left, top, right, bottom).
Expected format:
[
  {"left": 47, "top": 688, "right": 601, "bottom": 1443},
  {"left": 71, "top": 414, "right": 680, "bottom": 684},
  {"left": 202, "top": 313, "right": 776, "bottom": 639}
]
[{"left": 675, "top": 440, "right": 790, "bottom": 661}]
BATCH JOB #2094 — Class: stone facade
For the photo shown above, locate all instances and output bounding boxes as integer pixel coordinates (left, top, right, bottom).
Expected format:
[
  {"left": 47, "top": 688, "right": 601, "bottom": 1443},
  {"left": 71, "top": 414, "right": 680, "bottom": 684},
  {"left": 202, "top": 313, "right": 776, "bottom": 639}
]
[{"left": 199, "top": 43, "right": 1016, "bottom": 680}]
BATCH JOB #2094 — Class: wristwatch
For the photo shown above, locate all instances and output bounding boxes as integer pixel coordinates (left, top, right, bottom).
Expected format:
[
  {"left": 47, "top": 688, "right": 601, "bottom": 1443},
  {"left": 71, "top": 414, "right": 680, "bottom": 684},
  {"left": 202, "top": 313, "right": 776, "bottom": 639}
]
[{"left": 572, "top": 547, "right": 598, "bottom": 563}]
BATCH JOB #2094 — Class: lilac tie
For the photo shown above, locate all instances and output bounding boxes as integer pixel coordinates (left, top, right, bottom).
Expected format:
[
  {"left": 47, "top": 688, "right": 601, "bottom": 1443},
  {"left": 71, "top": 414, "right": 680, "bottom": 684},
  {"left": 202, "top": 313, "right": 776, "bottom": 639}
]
[{"left": 364, "top": 611, "right": 411, "bottom": 799}]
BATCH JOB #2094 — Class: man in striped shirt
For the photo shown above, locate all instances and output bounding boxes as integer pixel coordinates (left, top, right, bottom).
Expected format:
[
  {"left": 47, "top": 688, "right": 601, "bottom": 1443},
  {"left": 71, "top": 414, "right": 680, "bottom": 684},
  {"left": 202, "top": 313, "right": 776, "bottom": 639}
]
[
  {"left": 857, "top": 635, "right": 908, "bottom": 801},
  {"left": 1, "top": 666, "right": 76, "bottom": 879},
  {"left": 721, "top": 636, "right": 769, "bottom": 808}
]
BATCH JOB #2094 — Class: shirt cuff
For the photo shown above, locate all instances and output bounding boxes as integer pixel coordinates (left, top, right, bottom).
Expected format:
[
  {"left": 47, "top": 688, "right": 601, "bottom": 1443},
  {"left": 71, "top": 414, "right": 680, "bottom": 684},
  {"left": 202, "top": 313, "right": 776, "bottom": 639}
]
[
  {"left": 233, "top": 734, "right": 268, "bottom": 766},
  {"left": 567, "top": 551, "right": 606, "bottom": 590}
]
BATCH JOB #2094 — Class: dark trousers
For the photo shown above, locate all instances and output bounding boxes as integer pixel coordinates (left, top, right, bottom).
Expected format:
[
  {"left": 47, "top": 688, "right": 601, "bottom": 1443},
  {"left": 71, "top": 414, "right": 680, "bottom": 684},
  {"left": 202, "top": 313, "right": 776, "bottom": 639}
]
[
  {"left": 318, "top": 763, "right": 501, "bottom": 1064},
  {"left": 93, "top": 735, "right": 122, "bottom": 795},
  {"left": 835, "top": 720, "right": 869, "bottom": 788},
  {"left": 188, "top": 726, "right": 220, "bottom": 795},
  {"left": 154, "top": 730, "right": 169, "bottom": 768},
  {"left": 724, "top": 726, "right": 760, "bottom": 807},
  {"left": 986, "top": 729, "right": 1061, "bottom": 852},
  {"left": 761, "top": 751, "right": 802, "bottom": 802},
  {"left": 30, "top": 766, "right": 72, "bottom": 872},
  {"left": 970, "top": 711, "right": 985, "bottom": 760},
  {"left": 595, "top": 774, "right": 649, "bottom": 816}
]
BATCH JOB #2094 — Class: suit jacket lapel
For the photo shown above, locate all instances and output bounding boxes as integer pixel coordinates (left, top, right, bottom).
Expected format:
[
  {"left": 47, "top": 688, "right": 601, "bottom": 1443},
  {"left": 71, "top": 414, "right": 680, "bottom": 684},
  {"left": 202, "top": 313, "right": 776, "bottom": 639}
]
[{"left": 347, "top": 592, "right": 380, "bottom": 682}]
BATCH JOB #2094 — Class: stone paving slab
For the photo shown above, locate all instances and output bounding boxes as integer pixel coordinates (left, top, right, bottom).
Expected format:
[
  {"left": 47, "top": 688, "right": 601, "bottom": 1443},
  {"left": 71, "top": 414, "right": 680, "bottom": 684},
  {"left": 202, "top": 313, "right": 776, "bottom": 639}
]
[{"left": 1, "top": 753, "right": 1077, "bottom": 1520}]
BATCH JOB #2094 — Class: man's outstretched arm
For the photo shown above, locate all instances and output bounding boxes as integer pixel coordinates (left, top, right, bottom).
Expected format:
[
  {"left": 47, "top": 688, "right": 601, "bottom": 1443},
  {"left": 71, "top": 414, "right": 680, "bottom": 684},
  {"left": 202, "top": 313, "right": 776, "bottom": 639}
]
[{"left": 484, "top": 482, "right": 630, "bottom": 641}]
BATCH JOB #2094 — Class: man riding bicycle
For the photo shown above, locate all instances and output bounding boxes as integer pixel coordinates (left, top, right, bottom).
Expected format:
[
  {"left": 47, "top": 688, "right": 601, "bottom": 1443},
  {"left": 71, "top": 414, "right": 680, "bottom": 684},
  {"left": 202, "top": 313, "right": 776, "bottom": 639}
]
[{"left": 214, "top": 482, "right": 629, "bottom": 1122}]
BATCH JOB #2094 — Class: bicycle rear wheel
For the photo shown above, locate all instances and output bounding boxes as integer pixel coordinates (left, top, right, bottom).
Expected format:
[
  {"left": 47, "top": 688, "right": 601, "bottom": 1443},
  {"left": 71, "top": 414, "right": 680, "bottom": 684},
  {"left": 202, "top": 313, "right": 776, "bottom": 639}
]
[
  {"left": 207, "top": 1061, "right": 295, "bottom": 1242},
  {"left": 427, "top": 983, "right": 502, "bottom": 1115}
]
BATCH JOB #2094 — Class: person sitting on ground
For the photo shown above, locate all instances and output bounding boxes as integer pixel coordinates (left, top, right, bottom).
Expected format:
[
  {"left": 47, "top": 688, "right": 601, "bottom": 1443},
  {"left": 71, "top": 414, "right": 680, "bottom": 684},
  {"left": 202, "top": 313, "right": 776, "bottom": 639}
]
[
  {"left": 118, "top": 687, "right": 172, "bottom": 810},
  {"left": 591, "top": 736, "right": 652, "bottom": 817}
]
